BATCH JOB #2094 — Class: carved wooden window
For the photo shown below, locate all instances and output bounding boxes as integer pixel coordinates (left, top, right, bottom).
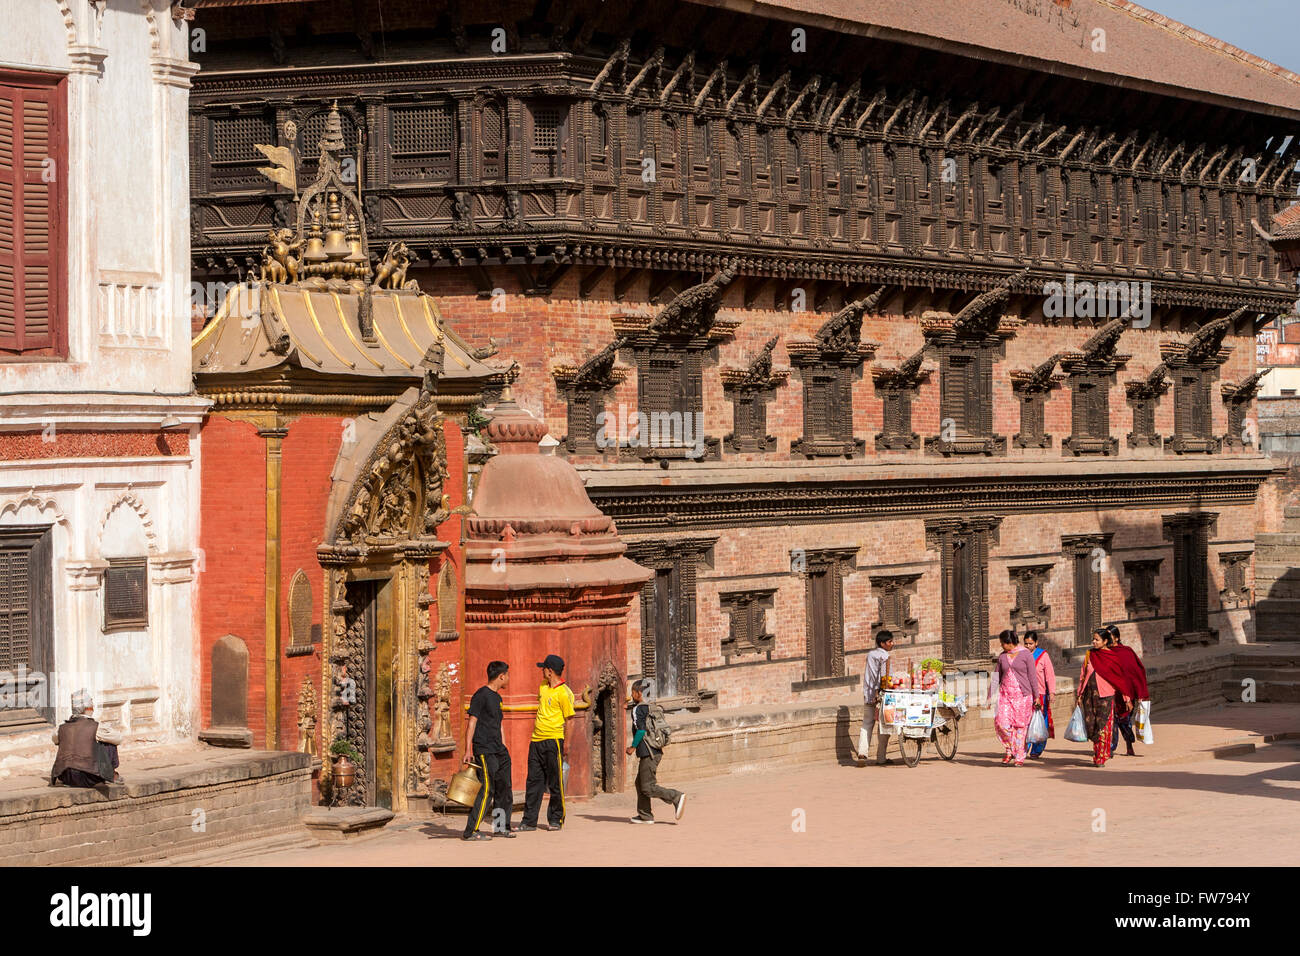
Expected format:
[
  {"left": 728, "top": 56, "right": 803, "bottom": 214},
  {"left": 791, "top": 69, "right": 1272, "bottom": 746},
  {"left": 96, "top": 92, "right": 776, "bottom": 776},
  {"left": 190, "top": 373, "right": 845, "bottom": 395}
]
[
  {"left": 1015, "top": 392, "right": 1049, "bottom": 448},
  {"left": 718, "top": 589, "right": 776, "bottom": 661},
  {"left": 477, "top": 101, "right": 505, "bottom": 181},
  {"left": 1173, "top": 369, "right": 1213, "bottom": 444},
  {"left": 1218, "top": 551, "right": 1251, "bottom": 610},
  {"left": 1124, "top": 559, "right": 1162, "bottom": 618},
  {"left": 389, "top": 103, "right": 455, "bottom": 182},
  {"left": 1, "top": 71, "right": 66, "bottom": 357},
  {"left": 926, "top": 518, "right": 999, "bottom": 664},
  {"left": 0, "top": 526, "right": 53, "bottom": 726},
  {"left": 693, "top": 120, "right": 710, "bottom": 173},
  {"left": 726, "top": 391, "right": 774, "bottom": 452},
  {"left": 801, "top": 548, "right": 857, "bottom": 683},
  {"left": 786, "top": 133, "right": 808, "bottom": 196},
  {"left": 877, "top": 391, "right": 918, "bottom": 450},
  {"left": 1063, "top": 535, "right": 1110, "bottom": 647},
  {"left": 724, "top": 126, "right": 742, "bottom": 185},
  {"left": 1008, "top": 565, "right": 1052, "bottom": 631},
  {"left": 1164, "top": 513, "right": 1214, "bottom": 646},
  {"left": 1064, "top": 373, "right": 1116, "bottom": 455},
  {"left": 797, "top": 367, "right": 858, "bottom": 456},
  {"left": 592, "top": 104, "right": 609, "bottom": 163},
  {"left": 287, "top": 569, "right": 315, "bottom": 655},
  {"left": 938, "top": 349, "right": 994, "bottom": 441},
  {"left": 626, "top": 111, "right": 644, "bottom": 159},
  {"left": 528, "top": 103, "right": 565, "bottom": 178},
  {"left": 626, "top": 539, "right": 714, "bottom": 707},
  {"left": 564, "top": 389, "right": 605, "bottom": 455},
  {"left": 1129, "top": 393, "right": 1159, "bottom": 446},
  {"left": 207, "top": 111, "right": 274, "bottom": 191},
  {"left": 104, "top": 557, "right": 148, "bottom": 632},
  {"left": 755, "top": 126, "right": 770, "bottom": 173},
  {"left": 870, "top": 573, "right": 920, "bottom": 644}
]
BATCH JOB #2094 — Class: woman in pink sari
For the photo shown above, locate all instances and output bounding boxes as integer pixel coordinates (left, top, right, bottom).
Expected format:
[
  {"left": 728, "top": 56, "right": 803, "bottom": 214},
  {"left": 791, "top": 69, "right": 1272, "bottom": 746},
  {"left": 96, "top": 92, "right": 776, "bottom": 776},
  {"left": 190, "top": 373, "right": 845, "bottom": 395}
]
[
  {"left": 988, "top": 630, "right": 1041, "bottom": 766},
  {"left": 1023, "top": 630, "right": 1055, "bottom": 759}
]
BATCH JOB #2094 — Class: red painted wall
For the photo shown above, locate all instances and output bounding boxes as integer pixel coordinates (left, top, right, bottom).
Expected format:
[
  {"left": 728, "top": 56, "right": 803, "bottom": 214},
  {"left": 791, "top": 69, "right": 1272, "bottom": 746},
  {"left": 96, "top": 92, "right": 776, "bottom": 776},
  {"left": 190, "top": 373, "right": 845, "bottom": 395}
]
[{"left": 197, "top": 416, "right": 267, "bottom": 744}]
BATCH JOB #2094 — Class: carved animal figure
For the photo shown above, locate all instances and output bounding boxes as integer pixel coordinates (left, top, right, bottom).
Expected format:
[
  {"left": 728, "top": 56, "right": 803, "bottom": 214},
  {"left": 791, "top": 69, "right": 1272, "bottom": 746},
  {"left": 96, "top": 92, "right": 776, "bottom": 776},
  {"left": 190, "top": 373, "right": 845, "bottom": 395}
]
[
  {"left": 259, "top": 227, "right": 302, "bottom": 284},
  {"left": 815, "top": 286, "right": 887, "bottom": 353},
  {"left": 1184, "top": 310, "right": 1242, "bottom": 364},
  {"left": 1078, "top": 318, "right": 1127, "bottom": 362},
  {"left": 374, "top": 241, "right": 414, "bottom": 290}
]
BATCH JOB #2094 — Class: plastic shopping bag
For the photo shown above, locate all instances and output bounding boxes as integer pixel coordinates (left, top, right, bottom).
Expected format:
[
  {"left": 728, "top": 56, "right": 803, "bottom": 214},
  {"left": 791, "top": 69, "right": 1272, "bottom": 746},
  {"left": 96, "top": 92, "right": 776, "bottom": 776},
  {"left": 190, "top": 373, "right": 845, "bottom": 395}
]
[
  {"left": 1027, "top": 710, "right": 1048, "bottom": 745},
  {"left": 1134, "top": 699, "right": 1153, "bottom": 745},
  {"left": 1064, "top": 705, "right": 1088, "bottom": 743}
]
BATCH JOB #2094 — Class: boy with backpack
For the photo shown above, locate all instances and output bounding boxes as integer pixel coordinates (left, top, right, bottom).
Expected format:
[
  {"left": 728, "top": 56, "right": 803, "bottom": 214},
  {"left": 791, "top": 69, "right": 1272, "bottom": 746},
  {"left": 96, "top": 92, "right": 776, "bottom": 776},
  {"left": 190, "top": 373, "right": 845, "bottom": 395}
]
[{"left": 626, "top": 679, "right": 686, "bottom": 824}]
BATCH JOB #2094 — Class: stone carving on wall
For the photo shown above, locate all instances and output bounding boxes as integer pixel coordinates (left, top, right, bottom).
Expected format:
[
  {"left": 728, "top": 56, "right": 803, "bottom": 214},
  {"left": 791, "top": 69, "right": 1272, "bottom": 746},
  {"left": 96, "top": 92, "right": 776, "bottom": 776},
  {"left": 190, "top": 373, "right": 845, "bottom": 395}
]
[
  {"left": 297, "top": 679, "right": 317, "bottom": 757},
  {"left": 432, "top": 663, "right": 455, "bottom": 750},
  {"left": 336, "top": 387, "right": 450, "bottom": 545}
]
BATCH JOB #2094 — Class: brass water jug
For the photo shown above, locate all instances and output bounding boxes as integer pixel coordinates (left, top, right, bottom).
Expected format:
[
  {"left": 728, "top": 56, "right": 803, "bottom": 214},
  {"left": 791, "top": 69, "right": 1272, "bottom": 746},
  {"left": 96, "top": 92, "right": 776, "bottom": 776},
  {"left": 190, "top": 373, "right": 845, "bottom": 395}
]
[{"left": 447, "top": 765, "right": 482, "bottom": 806}]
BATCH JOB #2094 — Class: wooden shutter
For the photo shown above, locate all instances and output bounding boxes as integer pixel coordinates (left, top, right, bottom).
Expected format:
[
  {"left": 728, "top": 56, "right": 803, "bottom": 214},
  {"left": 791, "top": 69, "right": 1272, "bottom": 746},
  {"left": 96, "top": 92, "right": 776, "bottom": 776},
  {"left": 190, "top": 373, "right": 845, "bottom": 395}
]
[
  {"left": 0, "top": 73, "right": 65, "bottom": 355},
  {"left": 104, "top": 557, "right": 148, "bottom": 631},
  {"left": 1086, "top": 378, "right": 1109, "bottom": 438},
  {"left": 807, "top": 569, "right": 832, "bottom": 679},
  {"left": 943, "top": 354, "right": 969, "bottom": 434},
  {"left": 0, "top": 544, "right": 31, "bottom": 673},
  {"left": 1073, "top": 551, "right": 1091, "bottom": 645}
]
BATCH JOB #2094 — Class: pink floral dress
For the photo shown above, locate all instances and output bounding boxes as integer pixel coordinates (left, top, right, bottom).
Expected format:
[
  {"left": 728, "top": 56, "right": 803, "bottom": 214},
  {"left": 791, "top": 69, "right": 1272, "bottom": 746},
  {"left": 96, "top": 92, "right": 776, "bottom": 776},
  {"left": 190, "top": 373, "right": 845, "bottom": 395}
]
[{"left": 995, "top": 664, "right": 1034, "bottom": 763}]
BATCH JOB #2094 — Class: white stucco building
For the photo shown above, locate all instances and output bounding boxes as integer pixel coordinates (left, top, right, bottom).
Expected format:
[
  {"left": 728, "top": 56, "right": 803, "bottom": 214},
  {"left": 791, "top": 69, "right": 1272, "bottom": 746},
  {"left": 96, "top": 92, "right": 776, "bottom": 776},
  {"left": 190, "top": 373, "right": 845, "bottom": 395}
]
[{"left": 0, "top": 0, "right": 207, "bottom": 768}]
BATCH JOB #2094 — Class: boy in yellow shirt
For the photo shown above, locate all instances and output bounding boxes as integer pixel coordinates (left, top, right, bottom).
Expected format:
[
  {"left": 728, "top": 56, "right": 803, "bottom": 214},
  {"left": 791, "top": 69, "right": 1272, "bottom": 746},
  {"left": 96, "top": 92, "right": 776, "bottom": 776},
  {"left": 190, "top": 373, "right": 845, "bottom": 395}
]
[{"left": 518, "top": 654, "right": 576, "bottom": 831}]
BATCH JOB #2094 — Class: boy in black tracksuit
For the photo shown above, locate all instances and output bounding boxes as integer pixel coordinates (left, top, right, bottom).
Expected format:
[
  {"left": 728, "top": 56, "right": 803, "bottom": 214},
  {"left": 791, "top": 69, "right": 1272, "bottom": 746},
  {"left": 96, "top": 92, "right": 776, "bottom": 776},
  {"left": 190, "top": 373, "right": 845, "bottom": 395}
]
[
  {"left": 462, "top": 661, "right": 515, "bottom": 840},
  {"left": 626, "top": 679, "right": 686, "bottom": 824}
]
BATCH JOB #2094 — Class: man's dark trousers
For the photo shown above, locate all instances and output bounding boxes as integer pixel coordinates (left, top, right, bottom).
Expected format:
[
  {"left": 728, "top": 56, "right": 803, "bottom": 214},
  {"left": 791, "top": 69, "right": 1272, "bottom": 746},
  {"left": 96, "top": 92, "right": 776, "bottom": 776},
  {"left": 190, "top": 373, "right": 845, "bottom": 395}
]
[
  {"left": 521, "top": 738, "right": 564, "bottom": 828},
  {"left": 635, "top": 749, "right": 681, "bottom": 821},
  {"left": 463, "top": 751, "right": 512, "bottom": 837}
]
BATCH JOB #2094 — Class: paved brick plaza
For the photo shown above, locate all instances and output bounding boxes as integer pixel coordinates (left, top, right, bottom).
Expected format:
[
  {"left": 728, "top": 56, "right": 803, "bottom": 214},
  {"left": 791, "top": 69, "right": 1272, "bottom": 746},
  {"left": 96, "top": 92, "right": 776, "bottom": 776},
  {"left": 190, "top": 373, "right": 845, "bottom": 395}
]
[{"left": 222, "top": 703, "right": 1300, "bottom": 867}]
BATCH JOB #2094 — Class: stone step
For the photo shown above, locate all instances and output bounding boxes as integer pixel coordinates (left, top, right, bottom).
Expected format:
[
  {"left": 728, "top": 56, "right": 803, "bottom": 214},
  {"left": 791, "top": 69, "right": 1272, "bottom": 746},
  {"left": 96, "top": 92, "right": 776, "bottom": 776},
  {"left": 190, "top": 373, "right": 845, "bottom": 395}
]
[
  {"left": 1253, "top": 549, "right": 1300, "bottom": 566},
  {"left": 1219, "top": 679, "right": 1300, "bottom": 703},
  {"left": 155, "top": 828, "right": 317, "bottom": 866},
  {"left": 1256, "top": 533, "right": 1300, "bottom": 548},
  {"left": 1228, "top": 666, "right": 1300, "bottom": 681},
  {"left": 1251, "top": 623, "right": 1300, "bottom": 641},
  {"left": 1254, "top": 597, "right": 1300, "bottom": 614}
]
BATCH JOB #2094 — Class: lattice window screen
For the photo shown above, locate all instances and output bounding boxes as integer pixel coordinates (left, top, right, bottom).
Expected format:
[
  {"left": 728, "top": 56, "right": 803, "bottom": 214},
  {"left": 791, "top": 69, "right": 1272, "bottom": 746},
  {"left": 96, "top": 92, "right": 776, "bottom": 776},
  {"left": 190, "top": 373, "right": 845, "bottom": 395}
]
[
  {"left": 0, "top": 546, "right": 31, "bottom": 672},
  {"left": 104, "top": 557, "right": 147, "bottom": 631}
]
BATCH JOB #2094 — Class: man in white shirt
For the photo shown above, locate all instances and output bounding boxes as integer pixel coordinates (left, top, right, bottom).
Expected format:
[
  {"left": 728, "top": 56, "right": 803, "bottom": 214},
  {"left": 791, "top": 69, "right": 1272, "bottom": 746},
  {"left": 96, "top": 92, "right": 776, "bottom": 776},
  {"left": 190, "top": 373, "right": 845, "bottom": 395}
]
[{"left": 853, "top": 631, "right": 895, "bottom": 766}]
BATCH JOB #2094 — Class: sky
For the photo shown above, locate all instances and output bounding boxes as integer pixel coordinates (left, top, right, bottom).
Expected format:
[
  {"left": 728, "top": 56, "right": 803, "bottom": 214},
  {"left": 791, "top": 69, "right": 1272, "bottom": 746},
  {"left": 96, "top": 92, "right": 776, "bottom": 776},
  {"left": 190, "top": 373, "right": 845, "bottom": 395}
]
[{"left": 1142, "top": 0, "right": 1300, "bottom": 73}]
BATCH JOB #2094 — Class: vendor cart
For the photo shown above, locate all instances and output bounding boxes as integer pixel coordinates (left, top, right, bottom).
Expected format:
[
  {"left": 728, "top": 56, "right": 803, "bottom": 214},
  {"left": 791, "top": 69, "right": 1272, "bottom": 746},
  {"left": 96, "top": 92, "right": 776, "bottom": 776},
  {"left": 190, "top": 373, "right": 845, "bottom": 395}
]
[{"left": 877, "top": 687, "right": 966, "bottom": 767}]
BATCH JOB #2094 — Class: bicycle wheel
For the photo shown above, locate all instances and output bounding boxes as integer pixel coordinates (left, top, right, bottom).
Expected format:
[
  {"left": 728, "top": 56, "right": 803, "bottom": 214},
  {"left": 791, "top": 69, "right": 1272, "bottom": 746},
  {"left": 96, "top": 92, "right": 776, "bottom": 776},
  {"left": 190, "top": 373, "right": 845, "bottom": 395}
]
[
  {"left": 898, "top": 733, "right": 922, "bottom": 767},
  {"left": 933, "top": 720, "right": 959, "bottom": 761}
]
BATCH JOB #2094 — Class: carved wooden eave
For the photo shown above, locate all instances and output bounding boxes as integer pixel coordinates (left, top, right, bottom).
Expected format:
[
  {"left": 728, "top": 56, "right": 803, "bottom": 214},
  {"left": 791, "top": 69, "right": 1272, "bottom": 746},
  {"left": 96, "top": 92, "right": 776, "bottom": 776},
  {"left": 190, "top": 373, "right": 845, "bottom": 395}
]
[
  {"left": 1221, "top": 371, "right": 1267, "bottom": 405},
  {"left": 1160, "top": 312, "right": 1240, "bottom": 368},
  {"left": 788, "top": 288, "right": 886, "bottom": 369},
  {"left": 1126, "top": 364, "right": 1171, "bottom": 400},
  {"left": 720, "top": 337, "right": 788, "bottom": 392},
  {"left": 1057, "top": 318, "right": 1132, "bottom": 376},
  {"left": 923, "top": 269, "right": 1029, "bottom": 344},
  {"left": 871, "top": 348, "right": 932, "bottom": 391},
  {"left": 610, "top": 264, "right": 741, "bottom": 350},
  {"left": 551, "top": 337, "right": 630, "bottom": 391}
]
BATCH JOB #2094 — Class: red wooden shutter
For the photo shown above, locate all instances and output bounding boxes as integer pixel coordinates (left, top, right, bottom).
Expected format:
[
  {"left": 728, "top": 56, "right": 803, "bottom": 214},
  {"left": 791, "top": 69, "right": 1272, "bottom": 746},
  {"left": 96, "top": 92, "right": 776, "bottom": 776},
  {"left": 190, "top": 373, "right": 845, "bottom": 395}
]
[{"left": 0, "top": 72, "right": 65, "bottom": 356}]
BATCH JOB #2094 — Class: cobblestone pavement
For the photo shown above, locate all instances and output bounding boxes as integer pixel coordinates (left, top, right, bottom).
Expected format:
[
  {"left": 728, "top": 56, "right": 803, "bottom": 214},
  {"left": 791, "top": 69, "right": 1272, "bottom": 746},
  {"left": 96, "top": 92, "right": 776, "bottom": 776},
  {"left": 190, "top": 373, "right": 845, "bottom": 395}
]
[{"left": 223, "top": 703, "right": 1300, "bottom": 867}]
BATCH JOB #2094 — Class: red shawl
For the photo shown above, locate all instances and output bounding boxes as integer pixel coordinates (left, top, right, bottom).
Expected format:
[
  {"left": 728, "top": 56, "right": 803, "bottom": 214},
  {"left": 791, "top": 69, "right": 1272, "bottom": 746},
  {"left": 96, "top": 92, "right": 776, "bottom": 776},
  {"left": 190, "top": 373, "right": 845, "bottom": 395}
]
[
  {"left": 1088, "top": 647, "right": 1140, "bottom": 702},
  {"left": 1111, "top": 645, "right": 1149, "bottom": 698}
]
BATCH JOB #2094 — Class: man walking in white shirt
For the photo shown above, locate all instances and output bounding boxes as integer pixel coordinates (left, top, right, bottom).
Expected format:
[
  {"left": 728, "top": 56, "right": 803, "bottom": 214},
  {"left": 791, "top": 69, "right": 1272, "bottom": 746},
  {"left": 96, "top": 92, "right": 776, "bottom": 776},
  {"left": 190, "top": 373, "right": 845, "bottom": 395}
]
[{"left": 853, "top": 631, "right": 895, "bottom": 766}]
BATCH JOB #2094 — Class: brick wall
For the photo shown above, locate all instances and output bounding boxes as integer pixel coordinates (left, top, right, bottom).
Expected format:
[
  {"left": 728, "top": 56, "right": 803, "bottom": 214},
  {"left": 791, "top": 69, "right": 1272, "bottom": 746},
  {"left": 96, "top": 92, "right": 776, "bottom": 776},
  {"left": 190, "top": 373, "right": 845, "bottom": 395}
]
[
  {"left": 0, "top": 753, "right": 311, "bottom": 866},
  {"left": 198, "top": 415, "right": 268, "bottom": 744}
]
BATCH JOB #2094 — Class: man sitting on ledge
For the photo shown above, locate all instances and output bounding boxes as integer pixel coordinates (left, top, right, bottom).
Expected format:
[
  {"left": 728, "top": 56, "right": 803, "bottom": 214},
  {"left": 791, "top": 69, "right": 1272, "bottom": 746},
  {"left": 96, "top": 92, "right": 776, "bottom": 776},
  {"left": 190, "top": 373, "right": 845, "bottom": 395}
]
[{"left": 50, "top": 689, "right": 123, "bottom": 788}]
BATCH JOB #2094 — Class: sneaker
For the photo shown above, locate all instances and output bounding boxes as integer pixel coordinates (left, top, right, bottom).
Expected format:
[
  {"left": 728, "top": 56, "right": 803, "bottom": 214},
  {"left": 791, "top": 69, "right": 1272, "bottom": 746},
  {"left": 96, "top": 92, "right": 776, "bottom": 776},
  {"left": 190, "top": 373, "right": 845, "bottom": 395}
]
[
  {"left": 629, "top": 817, "right": 655, "bottom": 824},
  {"left": 494, "top": 829, "right": 517, "bottom": 839},
  {"left": 674, "top": 793, "right": 687, "bottom": 820},
  {"left": 462, "top": 832, "right": 489, "bottom": 841},
  {"left": 515, "top": 823, "right": 539, "bottom": 832}
]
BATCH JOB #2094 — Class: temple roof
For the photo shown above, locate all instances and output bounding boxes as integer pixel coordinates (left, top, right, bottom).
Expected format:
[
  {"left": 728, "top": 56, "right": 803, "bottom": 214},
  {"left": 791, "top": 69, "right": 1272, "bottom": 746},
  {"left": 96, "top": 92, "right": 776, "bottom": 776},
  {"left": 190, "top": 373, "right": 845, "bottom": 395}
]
[
  {"left": 688, "top": 0, "right": 1300, "bottom": 118},
  {"left": 191, "top": 283, "right": 500, "bottom": 386}
]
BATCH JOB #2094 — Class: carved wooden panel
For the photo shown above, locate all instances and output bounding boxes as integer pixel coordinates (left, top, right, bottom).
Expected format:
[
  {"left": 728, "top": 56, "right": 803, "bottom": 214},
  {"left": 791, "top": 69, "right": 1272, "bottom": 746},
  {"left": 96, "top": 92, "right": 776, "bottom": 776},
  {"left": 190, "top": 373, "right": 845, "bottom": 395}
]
[{"left": 1124, "top": 559, "right": 1162, "bottom": 619}]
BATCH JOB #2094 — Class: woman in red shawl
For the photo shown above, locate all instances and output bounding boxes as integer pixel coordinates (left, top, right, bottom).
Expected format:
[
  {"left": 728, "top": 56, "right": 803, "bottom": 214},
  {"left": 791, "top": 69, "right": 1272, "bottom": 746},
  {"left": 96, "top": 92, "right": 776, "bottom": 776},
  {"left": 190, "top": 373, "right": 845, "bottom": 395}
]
[
  {"left": 1106, "top": 624, "right": 1149, "bottom": 757},
  {"left": 1076, "top": 628, "right": 1140, "bottom": 766}
]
